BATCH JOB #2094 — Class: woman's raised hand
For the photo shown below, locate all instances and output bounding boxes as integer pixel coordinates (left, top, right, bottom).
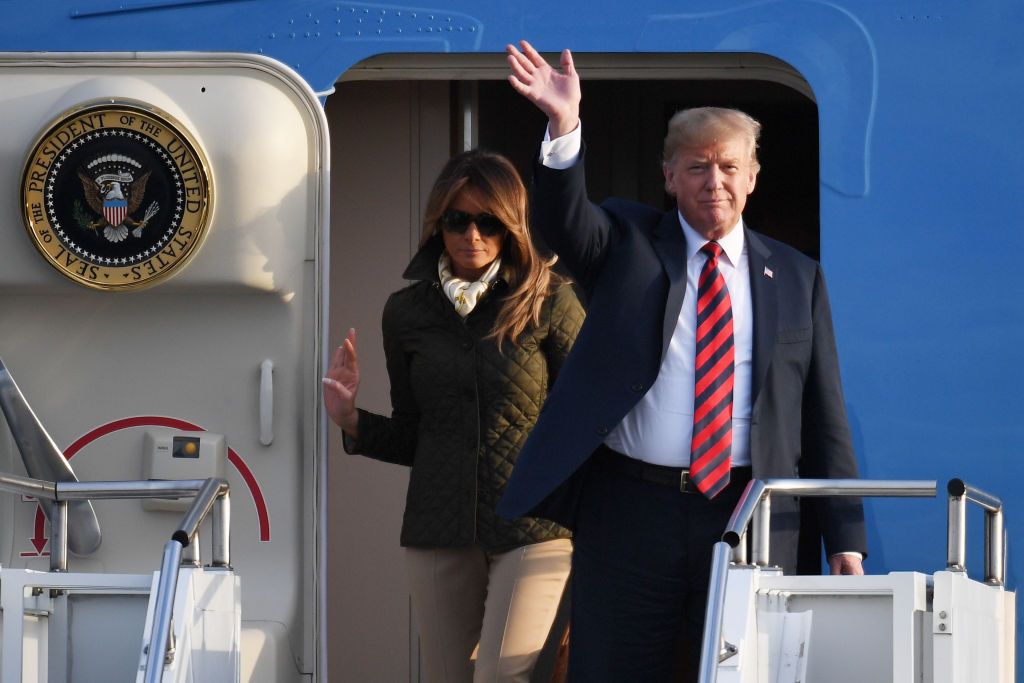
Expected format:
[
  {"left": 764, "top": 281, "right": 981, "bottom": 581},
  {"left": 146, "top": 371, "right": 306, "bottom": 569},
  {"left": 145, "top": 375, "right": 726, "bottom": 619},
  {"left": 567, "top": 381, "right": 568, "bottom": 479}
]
[
  {"left": 506, "top": 40, "right": 581, "bottom": 139},
  {"left": 322, "top": 328, "right": 360, "bottom": 436}
]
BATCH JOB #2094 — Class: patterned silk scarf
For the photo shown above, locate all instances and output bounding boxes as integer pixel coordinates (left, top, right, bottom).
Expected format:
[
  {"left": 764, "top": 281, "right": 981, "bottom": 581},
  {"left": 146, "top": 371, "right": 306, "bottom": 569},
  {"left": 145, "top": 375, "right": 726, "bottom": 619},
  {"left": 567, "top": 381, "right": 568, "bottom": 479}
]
[{"left": 438, "top": 253, "right": 502, "bottom": 317}]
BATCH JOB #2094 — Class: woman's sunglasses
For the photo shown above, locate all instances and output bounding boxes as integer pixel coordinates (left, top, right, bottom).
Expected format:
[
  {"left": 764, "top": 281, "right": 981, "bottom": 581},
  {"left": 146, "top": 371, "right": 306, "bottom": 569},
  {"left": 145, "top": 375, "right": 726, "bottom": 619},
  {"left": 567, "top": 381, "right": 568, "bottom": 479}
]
[{"left": 440, "top": 210, "right": 505, "bottom": 237}]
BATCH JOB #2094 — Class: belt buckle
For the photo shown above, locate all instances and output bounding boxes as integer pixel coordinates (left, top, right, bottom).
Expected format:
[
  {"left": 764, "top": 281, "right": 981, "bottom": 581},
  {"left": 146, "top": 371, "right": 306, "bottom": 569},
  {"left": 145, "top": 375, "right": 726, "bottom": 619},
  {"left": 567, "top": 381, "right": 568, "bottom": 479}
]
[{"left": 680, "top": 469, "right": 691, "bottom": 493}]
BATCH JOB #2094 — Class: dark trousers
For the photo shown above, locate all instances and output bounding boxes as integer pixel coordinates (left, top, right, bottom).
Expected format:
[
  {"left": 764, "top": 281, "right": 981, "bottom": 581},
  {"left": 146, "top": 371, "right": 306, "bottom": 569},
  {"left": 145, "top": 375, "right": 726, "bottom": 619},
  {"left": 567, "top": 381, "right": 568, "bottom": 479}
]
[{"left": 567, "top": 450, "right": 750, "bottom": 682}]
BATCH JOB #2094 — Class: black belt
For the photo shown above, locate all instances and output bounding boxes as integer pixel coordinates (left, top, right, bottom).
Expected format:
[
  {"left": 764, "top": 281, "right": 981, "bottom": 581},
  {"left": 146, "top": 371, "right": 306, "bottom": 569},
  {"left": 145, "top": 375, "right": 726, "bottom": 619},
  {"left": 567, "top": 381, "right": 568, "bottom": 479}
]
[{"left": 595, "top": 444, "right": 751, "bottom": 494}]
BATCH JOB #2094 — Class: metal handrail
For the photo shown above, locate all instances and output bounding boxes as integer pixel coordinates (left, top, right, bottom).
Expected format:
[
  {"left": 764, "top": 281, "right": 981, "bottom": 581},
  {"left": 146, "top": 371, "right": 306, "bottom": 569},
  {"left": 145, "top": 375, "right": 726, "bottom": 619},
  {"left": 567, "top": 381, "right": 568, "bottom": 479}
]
[
  {"left": 144, "top": 478, "right": 230, "bottom": 683},
  {"left": 946, "top": 478, "right": 1005, "bottom": 585},
  {"left": 698, "top": 478, "right": 937, "bottom": 683},
  {"left": 0, "top": 472, "right": 217, "bottom": 569},
  {"left": 0, "top": 472, "right": 231, "bottom": 680},
  {"left": 0, "top": 358, "right": 233, "bottom": 677},
  {"left": 147, "top": 540, "right": 184, "bottom": 677},
  {"left": 0, "top": 357, "right": 102, "bottom": 555}
]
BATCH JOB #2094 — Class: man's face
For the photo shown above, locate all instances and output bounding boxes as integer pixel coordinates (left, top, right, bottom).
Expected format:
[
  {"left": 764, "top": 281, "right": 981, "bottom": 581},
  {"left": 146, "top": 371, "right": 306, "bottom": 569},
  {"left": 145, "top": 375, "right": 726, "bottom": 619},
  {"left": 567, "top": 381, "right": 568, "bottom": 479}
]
[{"left": 662, "top": 136, "right": 759, "bottom": 241}]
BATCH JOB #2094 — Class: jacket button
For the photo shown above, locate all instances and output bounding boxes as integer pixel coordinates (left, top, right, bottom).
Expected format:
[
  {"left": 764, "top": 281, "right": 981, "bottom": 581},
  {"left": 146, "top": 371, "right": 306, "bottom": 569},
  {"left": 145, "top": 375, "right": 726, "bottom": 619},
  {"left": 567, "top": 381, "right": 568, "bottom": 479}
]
[
  {"left": 461, "top": 341, "right": 472, "bottom": 351},
  {"left": 596, "top": 426, "right": 609, "bottom": 436},
  {"left": 631, "top": 383, "right": 644, "bottom": 392}
]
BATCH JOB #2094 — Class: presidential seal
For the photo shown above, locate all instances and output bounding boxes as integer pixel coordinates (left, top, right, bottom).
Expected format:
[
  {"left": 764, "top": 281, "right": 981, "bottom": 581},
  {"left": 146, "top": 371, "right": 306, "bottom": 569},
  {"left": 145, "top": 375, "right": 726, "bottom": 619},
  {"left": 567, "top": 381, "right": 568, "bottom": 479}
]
[{"left": 21, "top": 100, "right": 212, "bottom": 290}]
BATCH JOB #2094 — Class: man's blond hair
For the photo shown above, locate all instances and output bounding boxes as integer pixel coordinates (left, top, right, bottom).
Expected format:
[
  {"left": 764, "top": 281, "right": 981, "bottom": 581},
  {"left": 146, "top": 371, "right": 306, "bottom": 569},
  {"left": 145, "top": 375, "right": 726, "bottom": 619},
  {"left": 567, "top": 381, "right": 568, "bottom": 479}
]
[{"left": 662, "top": 107, "right": 762, "bottom": 168}]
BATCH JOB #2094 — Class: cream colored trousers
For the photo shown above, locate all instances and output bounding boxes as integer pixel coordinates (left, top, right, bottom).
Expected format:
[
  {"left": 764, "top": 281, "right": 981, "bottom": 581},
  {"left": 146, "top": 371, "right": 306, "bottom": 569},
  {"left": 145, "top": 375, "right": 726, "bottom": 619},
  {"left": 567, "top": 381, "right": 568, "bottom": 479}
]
[{"left": 404, "top": 538, "right": 572, "bottom": 683}]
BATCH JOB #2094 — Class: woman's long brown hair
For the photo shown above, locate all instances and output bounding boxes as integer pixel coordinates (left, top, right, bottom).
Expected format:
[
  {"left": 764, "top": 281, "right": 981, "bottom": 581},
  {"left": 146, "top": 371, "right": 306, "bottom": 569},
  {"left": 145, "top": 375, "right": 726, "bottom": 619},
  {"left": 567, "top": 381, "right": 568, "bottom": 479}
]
[{"left": 420, "top": 149, "right": 562, "bottom": 348}]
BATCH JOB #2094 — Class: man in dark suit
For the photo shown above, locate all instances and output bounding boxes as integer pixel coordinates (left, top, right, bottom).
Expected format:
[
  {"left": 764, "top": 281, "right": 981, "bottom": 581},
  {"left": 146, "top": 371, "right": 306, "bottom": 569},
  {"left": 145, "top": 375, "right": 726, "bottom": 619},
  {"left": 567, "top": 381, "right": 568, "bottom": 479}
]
[{"left": 497, "top": 41, "right": 868, "bottom": 681}]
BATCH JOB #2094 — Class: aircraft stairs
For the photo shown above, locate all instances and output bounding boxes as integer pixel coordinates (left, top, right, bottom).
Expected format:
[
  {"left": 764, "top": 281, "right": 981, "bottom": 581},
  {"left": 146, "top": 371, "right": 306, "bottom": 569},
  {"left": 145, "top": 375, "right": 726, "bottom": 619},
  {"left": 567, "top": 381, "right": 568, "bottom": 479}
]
[
  {"left": 699, "top": 478, "right": 1016, "bottom": 682},
  {"left": 0, "top": 358, "right": 241, "bottom": 682}
]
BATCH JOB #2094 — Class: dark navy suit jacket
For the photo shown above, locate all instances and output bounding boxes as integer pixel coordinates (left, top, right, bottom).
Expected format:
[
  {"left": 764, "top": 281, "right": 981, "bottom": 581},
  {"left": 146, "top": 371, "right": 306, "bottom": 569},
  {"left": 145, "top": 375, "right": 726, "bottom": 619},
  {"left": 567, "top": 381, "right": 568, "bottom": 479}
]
[{"left": 497, "top": 152, "right": 867, "bottom": 572}]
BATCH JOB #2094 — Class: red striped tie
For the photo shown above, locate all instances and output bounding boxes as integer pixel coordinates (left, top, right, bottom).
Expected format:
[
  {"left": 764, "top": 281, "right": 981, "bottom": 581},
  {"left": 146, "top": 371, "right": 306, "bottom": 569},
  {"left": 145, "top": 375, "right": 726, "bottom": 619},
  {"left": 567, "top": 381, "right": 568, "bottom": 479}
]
[{"left": 690, "top": 242, "right": 734, "bottom": 498}]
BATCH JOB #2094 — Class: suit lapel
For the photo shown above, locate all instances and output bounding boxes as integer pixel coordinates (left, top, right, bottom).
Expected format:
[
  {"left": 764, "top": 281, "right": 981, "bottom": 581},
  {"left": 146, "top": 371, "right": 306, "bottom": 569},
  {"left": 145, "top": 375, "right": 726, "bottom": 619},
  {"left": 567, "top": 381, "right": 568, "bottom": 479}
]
[
  {"left": 746, "top": 228, "right": 776, "bottom": 408},
  {"left": 653, "top": 211, "right": 687, "bottom": 360}
]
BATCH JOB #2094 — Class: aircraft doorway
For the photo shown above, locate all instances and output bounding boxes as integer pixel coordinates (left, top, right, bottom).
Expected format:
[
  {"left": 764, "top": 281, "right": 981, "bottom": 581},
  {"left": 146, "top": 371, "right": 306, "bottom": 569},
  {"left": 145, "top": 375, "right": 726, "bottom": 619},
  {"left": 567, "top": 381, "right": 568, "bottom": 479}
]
[{"left": 324, "top": 56, "right": 818, "bottom": 682}]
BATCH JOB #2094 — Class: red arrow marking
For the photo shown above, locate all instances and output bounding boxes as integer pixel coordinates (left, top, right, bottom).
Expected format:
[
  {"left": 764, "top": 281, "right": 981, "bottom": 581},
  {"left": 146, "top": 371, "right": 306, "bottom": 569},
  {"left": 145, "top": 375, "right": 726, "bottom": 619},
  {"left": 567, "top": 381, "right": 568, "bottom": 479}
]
[
  {"left": 20, "top": 504, "right": 51, "bottom": 557},
  {"left": 63, "top": 416, "right": 271, "bottom": 542},
  {"left": 30, "top": 506, "right": 48, "bottom": 554}
]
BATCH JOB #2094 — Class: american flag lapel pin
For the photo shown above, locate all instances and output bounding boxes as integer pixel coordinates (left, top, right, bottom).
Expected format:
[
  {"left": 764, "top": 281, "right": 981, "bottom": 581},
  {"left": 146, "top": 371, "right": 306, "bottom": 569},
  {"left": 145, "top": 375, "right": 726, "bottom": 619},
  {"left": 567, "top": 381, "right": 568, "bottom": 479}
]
[{"left": 764, "top": 266, "right": 774, "bottom": 279}]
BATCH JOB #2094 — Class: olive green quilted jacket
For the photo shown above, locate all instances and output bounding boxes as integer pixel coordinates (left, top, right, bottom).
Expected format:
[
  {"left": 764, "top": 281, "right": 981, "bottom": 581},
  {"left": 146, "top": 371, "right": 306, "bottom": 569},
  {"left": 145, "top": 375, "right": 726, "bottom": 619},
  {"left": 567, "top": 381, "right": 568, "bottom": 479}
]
[{"left": 346, "top": 238, "right": 584, "bottom": 552}]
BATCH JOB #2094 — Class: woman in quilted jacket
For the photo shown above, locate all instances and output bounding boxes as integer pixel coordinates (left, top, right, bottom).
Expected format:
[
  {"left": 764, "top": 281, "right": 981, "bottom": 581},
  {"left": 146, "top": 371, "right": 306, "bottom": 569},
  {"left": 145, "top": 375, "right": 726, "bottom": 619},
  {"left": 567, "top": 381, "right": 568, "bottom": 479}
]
[{"left": 323, "top": 149, "right": 583, "bottom": 683}]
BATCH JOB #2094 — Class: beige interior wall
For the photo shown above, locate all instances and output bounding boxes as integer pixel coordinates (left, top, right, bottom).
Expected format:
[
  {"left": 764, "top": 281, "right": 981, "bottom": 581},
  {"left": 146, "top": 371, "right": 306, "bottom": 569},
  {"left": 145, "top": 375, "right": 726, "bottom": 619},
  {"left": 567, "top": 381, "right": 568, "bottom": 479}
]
[{"left": 325, "top": 80, "right": 451, "bottom": 682}]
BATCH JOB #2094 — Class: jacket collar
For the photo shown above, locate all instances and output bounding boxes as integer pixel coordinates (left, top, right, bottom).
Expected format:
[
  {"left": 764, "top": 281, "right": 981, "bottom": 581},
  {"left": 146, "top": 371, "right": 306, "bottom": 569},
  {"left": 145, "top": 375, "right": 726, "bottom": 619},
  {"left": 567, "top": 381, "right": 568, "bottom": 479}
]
[
  {"left": 653, "top": 211, "right": 687, "bottom": 361},
  {"left": 402, "top": 234, "right": 445, "bottom": 281}
]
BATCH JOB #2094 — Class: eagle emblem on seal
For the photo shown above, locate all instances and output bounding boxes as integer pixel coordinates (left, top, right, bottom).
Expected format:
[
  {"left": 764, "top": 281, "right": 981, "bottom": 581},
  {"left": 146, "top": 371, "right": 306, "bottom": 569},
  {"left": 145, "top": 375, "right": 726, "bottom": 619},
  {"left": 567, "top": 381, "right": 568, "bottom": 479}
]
[{"left": 76, "top": 154, "right": 160, "bottom": 243}]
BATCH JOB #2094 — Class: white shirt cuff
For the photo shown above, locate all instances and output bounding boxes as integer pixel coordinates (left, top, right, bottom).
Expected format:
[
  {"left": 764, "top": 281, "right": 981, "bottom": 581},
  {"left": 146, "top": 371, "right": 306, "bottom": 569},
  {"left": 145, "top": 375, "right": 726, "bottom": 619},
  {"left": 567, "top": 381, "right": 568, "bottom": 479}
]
[
  {"left": 830, "top": 551, "right": 864, "bottom": 560},
  {"left": 539, "top": 121, "right": 582, "bottom": 169}
]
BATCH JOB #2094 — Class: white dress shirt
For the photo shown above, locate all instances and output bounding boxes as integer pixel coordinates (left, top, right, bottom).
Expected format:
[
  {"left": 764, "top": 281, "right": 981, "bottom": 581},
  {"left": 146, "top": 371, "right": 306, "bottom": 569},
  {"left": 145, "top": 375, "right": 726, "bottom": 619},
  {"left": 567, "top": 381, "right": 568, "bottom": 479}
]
[{"left": 605, "top": 220, "right": 752, "bottom": 466}]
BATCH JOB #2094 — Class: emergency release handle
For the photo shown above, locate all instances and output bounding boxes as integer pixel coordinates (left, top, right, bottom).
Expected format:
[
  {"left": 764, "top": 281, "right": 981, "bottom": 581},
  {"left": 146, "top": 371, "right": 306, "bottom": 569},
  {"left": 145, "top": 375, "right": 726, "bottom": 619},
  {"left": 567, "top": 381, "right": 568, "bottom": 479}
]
[{"left": 259, "top": 359, "right": 273, "bottom": 446}]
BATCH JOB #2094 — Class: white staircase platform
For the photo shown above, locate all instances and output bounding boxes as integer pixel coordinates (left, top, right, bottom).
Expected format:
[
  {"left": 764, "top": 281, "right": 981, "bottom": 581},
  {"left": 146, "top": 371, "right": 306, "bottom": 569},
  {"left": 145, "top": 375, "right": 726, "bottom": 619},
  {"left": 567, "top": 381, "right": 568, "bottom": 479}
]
[
  {"left": 715, "top": 568, "right": 1015, "bottom": 683},
  {"left": 0, "top": 566, "right": 240, "bottom": 683}
]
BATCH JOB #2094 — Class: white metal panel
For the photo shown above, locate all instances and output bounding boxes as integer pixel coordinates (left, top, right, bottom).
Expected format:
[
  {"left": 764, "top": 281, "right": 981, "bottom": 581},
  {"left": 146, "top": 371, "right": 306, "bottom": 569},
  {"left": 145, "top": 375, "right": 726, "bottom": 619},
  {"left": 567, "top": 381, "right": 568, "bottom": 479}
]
[
  {"left": 136, "top": 567, "right": 241, "bottom": 683},
  {"left": 0, "top": 53, "right": 328, "bottom": 680},
  {"left": 0, "top": 54, "right": 324, "bottom": 292},
  {"left": 0, "top": 568, "right": 152, "bottom": 682},
  {"left": 718, "top": 571, "right": 931, "bottom": 682},
  {"left": 759, "top": 573, "right": 929, "bottom": 683},
  {"left": 68, "top": 593, "right": 150, "bottom": 682},
  {"left": 932, "top": 571, "right": 1016, "bottom": 683},
  {"left": 717, "top": 567, "right": 1015, "bottom": 682}
]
